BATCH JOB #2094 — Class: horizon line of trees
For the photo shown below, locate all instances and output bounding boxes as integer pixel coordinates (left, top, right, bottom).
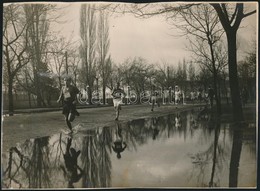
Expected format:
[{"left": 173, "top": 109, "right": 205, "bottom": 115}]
[{"left": 2, "top": 3, "right": 256, "bottom": 120}]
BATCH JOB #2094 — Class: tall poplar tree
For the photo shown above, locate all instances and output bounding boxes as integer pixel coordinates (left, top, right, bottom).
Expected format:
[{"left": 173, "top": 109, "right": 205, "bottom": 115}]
[{"left": 79, "top": 4, "right": 97, "bottom": 104}]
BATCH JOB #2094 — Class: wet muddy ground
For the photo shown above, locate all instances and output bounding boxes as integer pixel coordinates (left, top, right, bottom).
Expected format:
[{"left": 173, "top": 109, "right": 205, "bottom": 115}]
[{"left": 1, "top": 103, "right": 257, "bottom": 189}]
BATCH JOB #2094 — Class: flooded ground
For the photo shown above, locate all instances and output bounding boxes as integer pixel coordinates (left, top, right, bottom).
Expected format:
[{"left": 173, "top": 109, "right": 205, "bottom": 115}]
[{"left": 2, "top": 108, "right": 256, "bottom": 189}]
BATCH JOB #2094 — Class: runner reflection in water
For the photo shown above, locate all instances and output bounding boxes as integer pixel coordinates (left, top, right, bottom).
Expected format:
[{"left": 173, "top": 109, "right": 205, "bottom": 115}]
[
  {"left": 112, "top": 123, "right": 127, "bottom": 159},
  {"left": 152, "top": 117, "right": 160, "bottom": 140},
  {"left": 62, "top": 137, "right": 84, "bottom": 188},
  {"left": 175, "top": 113, "right": 182, "bottom": 129}
]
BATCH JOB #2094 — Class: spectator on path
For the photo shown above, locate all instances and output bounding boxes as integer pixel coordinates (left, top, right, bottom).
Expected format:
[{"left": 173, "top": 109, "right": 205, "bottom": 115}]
[
  {"left": 175, "top": 86, "right": 181, "bottom": 104},
  {"left": 57, "top": 77, "right": 80, "bottom": 132},
  {"left": 111, "top": 82, "right": 126, "bottom": 121},
  {"left": 197, "top": 88, "right": 203, "bottom": 102},
  {"left": 190, "top": 90, "right": 196, "bottom": 104},
  {"left": 151, "top": 85, "right": 160, "bottom": 111}
]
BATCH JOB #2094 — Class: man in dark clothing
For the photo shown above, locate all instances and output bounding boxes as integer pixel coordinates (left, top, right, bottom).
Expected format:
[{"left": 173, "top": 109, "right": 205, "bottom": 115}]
[
  {"left": 57, "top": 77, "right": 80, "bottom": 131},
  {"left": 151, "top": 85, "right": 160, "bottom": 111}
]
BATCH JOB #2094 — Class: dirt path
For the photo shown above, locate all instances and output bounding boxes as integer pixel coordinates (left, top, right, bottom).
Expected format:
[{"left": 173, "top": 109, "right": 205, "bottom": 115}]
[{"left": 2, "top": 104, "right": 203, "bottom": 152}]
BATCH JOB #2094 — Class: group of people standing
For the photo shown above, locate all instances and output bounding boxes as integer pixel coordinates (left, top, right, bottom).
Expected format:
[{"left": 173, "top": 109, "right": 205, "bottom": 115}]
[{"left": 190, "top": 87, "right": 214, "bottom": 107}]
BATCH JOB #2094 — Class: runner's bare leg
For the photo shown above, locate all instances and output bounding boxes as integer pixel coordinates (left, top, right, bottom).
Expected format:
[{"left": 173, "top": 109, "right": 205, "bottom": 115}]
[{"left": 65, "top": 115, "right": 73, "bottom": 131}]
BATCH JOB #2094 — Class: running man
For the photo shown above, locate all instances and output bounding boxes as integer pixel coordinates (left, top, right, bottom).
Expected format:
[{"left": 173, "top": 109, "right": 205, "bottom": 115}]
[
  {"left": 57, "top": 77, "right": 80, "bottom": 132},
  {"left": 151, "top": 85, "right": 160, "bottom": 111},
  {"left": 111, "top": 82, "right": 126, "bottom": 121}
]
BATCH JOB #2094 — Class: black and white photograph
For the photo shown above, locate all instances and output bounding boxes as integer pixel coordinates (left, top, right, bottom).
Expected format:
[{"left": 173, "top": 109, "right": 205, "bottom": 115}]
[{"left": 1, "top": 1, "right": 258, "bottom": 189}]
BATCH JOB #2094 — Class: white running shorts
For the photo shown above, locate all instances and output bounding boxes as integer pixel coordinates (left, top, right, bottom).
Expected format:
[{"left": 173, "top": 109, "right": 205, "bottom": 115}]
[{"left": 113, "top": 98, "right": 122, "bottom": 107}]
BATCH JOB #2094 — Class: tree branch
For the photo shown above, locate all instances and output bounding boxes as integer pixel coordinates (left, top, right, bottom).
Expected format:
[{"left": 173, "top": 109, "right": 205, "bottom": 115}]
[{"left": 243, "top": 10, "right": 257, "bottom": 17}]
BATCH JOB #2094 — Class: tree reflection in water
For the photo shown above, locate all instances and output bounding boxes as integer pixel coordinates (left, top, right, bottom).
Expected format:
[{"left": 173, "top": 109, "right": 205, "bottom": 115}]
[
  {"left": 81, "top": 128, "right": 99, "bottom": 187},
  {"left": 3, "top": 136, "right": 52, "bottom": 188},
  {"left": 2, "top": 109, "right": 256, "bottom": 188},
  {"left": 3, "top": 147, "right": 27, "bottom": 188},
  {"left": 97, "top": 126, "right": 113, "bottom": 187},
  {"left": 28, "top": 136, "right": 51, "bottom": 188},
  {"left": 229, "top": 122, "right": 244, "bottom": 187},
  {"left": 188, "top": 113, "right": 230, "bottom": 187}
]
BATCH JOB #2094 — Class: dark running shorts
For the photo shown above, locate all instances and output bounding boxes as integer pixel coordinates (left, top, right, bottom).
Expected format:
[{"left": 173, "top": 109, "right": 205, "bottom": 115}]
[{"left": 62, "top": 102, "right": 76, "bottom": 115}]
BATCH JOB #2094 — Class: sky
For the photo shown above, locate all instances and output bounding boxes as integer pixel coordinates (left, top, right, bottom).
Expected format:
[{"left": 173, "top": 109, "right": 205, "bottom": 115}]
[{"left": 39, "top": 2, "right": 258, "bottom": 67}]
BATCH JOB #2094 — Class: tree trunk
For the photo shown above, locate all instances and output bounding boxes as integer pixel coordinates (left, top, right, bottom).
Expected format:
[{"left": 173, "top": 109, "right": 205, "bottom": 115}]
[
  {"left": 227, "top": 33, "right": 244, "bottom": 122},
  {"left": 208, "top": 39, "right": 221, "bottom": 115},
  {"left": 212, "top": 62, "right": 221, "bottom": 115},
  {"left": 8, "top": 79, "right": 14, "bottom": 116},
  {"left": 28, "top": 91, "right": 32, "bottom": 108},
  {"left": 223, "top": 72, "right": 229, "bottom": 105},
  {"left": 102, "top": 85, "right": 106, "bottom": 105},
  {"left": 88, "top": 86, "right": 93, "bottom": 105},
  {"left": 33, "top": 68, "right": 42, "bottom": 107}
]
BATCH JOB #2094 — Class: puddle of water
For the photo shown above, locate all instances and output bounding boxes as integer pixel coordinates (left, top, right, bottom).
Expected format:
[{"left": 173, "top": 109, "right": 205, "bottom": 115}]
[{"left": 1, "top": 109, "right": 256, "bottom": 189}]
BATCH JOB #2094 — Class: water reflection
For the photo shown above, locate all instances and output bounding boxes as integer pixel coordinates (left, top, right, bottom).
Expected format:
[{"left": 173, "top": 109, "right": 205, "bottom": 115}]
[
  {"left": 62, "top": 137, "right": 83, "bottom": 188},
  {"left": 112, "top": 123, "right": 127, "bottom": 159},
  {"left": 2, "top": 110, "right": 256, "bottom": 188}
]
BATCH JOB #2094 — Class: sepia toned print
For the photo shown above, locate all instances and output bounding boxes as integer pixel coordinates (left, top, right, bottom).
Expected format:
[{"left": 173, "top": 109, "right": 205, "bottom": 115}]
[{"left": 2, "top": 1, "right": 257, "bottom": 189}]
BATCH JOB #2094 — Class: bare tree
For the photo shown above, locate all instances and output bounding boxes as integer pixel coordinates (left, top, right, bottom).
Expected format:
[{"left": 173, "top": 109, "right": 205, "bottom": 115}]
[
  {"left": 97, "top": 9, "right": 112, "bottom": 104},
  {"left": 110, "top": 2, "right": 256, "bottom": 121},
  {"left": 3, "top": 4, "right": 30, "bottom": 115},
  {"left": 107, "top": 63, "right": 121, "bottom": 90},
  {"left": 79, "top": 4, "right": 98, "bottom": 104},
  {"left": 175, "top": 59, "right": 188, "bottom": 95},
  {"left": 16, "top": 64, "right": 36, "bottom": 107},
  {"left": 68, "top": 48, "right": 81, "bottom": 86},
  {"left": 23, "top": 4, "right": 56, "bottom": 107},
  {"left": 48, "top": 37, "right": 72, "bottom": 90},
  {"left": 237, "top": 41, "right": 256, "bottom": 102},
  {"left": 188, "top": 61, "right": 196, "bottom": 91},
  {"left": 122, "top": 57, "right": 153, "bottom": 99},
  {"left": 170, "top": 4, "right": 225, "bottom": 114},
  {"left": 210, "top": 3, "right": 256, "bottom": 122},
  {"left": 154, "top": 62, "right": 176, "bottom": 91}
]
